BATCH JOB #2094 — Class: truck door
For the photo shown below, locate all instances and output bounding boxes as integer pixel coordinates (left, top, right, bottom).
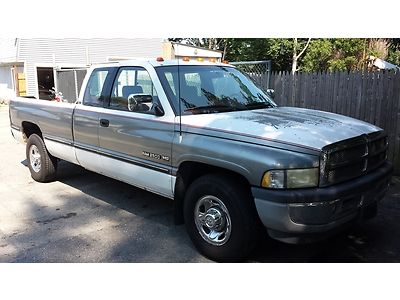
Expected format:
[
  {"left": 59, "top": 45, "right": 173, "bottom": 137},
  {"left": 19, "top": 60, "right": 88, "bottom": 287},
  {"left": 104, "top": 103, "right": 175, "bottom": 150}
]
[
  {"left": 73, "top": 67, "right": 116, "bottom": 173},
  {"left": 97, "top": 66, "right": 175, "bottom": 198}
]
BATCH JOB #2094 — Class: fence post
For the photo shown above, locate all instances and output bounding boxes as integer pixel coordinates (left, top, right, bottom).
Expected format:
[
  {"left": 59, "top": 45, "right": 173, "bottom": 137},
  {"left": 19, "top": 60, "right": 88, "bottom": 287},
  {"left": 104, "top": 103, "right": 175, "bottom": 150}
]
[{"left": 394, "top": 72, "right": 400, "bottom": 172}]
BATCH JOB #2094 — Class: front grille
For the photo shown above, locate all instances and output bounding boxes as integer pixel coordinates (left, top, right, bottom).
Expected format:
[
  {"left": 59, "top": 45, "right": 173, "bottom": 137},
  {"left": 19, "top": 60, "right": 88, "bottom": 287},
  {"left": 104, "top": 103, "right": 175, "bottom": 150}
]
[
  {"left": 320, "top": 131, "right": 388, "bottom": 186},
  {"left": 328, "top": 143, "right": 367, "bottom": 166}
]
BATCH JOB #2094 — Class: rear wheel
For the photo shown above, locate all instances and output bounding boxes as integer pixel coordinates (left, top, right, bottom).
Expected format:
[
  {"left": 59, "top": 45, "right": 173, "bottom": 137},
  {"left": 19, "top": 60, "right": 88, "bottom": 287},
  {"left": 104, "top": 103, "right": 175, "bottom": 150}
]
[
  {"left": 184, "top": 174, "right": 260, "bottom": 262},
  {"left": 26, "top": 134, "right": 57, "bottom": 182}
]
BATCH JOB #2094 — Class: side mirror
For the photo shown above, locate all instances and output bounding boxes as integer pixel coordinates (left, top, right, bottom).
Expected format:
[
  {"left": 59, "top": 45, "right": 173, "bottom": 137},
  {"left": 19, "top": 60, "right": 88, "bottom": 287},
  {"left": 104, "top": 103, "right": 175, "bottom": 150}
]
[
  {"left": 128, "top": 94, "right": 153, "bottom": 111},
  {"left": 153, "top": 103, "right": 165, "bottom": 116},
  {"left": 266, "top": 89, "right": 275, "bottom": 99}
]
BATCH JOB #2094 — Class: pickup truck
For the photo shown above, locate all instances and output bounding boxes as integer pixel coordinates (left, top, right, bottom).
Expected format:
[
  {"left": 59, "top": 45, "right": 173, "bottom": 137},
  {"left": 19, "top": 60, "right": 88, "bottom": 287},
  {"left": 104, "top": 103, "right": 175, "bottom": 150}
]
[{"left": 9, "top": 59, "right": 393, "bottom": 262}]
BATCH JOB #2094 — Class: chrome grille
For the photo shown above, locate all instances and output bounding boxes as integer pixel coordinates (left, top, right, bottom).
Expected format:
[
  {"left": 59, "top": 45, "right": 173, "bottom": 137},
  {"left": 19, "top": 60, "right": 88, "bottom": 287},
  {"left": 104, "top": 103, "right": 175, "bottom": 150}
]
[{"left": 320, "top": 132, "right": 388, "bottom": 186}]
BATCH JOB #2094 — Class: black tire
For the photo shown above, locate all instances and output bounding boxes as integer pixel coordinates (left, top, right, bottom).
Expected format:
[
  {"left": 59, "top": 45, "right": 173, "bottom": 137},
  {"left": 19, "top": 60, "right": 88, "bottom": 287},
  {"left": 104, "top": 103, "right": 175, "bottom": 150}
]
[
  {"left": 26, "top": 134, "right": 57, "bottom": 182},
  {"left": 183, "top": 174, "right": 260, "bottom": 262}
]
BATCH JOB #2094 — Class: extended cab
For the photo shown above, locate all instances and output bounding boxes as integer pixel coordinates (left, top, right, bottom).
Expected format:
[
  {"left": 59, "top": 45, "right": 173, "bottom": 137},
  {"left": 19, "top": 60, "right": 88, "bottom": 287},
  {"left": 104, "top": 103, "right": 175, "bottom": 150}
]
[{"left": 9, "top": 59, "right": 393, "bottom": 261}]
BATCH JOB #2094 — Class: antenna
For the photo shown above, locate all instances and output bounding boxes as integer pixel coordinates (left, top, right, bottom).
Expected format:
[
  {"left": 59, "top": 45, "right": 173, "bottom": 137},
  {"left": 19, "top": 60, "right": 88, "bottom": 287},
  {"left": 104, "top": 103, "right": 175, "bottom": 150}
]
[{"left": 177, "top": 55, "right": 182, "bottom": 139}]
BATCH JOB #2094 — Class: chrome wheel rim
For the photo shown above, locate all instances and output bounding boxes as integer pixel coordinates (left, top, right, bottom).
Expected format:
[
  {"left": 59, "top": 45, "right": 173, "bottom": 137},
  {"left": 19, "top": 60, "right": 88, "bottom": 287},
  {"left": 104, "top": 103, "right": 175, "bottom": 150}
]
[
  {"left": 194, "top": 195, "right": 232, "bottom": 246},
  {"left": 29, "top": 145, "right": 41, "bottom": 173}
]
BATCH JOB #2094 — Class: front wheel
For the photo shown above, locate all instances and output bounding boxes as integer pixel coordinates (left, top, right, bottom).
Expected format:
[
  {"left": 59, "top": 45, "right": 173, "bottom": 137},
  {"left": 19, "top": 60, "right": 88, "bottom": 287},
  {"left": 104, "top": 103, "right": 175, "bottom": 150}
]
[{"left": 183, "top": 174, "right": 260, "bottom": 262}]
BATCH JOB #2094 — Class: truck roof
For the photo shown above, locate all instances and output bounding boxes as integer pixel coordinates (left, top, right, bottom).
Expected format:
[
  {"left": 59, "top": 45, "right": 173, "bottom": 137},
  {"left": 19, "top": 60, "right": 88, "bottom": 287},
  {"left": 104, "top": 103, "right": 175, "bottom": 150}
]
[{"left": 91, "top": 59, "right": 233, "bottom": 69}]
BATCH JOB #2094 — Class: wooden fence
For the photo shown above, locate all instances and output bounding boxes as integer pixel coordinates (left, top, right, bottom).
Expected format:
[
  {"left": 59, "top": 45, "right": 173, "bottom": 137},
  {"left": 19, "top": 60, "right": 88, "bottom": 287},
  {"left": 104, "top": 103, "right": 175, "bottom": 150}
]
[{"left": 268, "top": 71, "right": 400, "bottom": 173}]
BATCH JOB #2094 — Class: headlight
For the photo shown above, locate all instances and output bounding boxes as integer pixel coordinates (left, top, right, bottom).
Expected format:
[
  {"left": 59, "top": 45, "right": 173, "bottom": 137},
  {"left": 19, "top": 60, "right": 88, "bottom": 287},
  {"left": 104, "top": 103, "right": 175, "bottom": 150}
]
[{"left": 261, "top": 168, "right": 319, "bottom": 189}]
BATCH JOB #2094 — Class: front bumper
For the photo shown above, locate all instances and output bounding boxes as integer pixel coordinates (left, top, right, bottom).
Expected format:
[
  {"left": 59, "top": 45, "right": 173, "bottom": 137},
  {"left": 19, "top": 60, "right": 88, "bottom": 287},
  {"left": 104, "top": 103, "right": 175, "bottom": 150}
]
[{"left": 252, "top": 162, "right": 393, "bottom": 242}]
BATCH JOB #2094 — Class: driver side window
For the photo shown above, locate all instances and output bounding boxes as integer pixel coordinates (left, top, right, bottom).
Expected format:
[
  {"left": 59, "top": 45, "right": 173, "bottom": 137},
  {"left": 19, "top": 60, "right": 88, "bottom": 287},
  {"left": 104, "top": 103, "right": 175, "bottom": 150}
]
[{"left": 109, "top": 67, "right": 159, "bottom": 114}]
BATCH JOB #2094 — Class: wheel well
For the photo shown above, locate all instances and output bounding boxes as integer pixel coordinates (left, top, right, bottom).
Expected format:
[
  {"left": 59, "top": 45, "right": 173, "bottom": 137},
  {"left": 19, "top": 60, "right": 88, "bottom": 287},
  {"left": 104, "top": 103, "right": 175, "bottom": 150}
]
[
  {"left": 173, "top": 161, "right": 251, "bottom": 225},
  {"left": 21, "top": 121, "right": 42, "bottom": 141}
]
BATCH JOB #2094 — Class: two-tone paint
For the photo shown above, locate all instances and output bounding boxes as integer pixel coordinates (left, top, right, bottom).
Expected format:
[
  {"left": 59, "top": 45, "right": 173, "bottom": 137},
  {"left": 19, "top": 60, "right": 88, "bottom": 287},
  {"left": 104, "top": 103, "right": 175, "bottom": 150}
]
[{"left": 9, "top": 59, "right": 390, "bottom": 238}]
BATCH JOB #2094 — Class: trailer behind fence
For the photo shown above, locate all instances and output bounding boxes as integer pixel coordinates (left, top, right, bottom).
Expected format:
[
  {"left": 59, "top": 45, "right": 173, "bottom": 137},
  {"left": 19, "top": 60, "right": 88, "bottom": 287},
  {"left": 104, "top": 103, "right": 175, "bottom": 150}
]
[
  {"left": 56, "top": 69, "right": 87, "bottom": 103},
  {"left": 267, "top": 70, "right": 400, "bottom": 173}
]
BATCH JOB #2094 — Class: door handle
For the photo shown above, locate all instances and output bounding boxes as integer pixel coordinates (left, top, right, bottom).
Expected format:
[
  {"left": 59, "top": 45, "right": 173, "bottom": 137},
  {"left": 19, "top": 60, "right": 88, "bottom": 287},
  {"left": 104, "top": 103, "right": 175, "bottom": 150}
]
[{"left": 100, "top": 119, "right": 109, "bottom": 127}]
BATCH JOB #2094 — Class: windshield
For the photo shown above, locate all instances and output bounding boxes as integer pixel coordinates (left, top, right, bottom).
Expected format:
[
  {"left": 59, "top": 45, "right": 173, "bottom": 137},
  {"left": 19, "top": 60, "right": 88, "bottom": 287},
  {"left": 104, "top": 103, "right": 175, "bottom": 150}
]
[{"left": 155, "top": 65, "right": 276, "bottom": 115}]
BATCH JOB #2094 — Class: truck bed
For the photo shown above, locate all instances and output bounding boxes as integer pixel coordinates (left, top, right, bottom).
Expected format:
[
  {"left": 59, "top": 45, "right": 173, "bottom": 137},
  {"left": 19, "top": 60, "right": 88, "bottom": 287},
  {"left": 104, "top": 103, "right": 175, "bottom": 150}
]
[{"left": 9, "top": 97, "right": 75, "bottom": 143}]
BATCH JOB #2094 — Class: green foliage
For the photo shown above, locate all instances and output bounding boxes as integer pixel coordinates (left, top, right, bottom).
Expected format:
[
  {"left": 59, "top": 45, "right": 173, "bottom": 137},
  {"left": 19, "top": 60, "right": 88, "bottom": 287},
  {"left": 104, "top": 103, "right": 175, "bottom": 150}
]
[
  {"left": 169, "top": 38, "right": 400, "bottom": 72},
  {"left": 264, "top": 39, "right": 293, "bottom": 71},
  {"left": 329, "top": 39, "right": 365, "bottom": 71},
  {"left": 301, "top": 39, "right": 365, "bottom": 72},
  {"left": 225, "top": 38, "right": 293, "bottom": 70},
  {"left": 225, "top": 39, "right": 269, "bottom": 62},
  {"left": 387, "top": 50, "right": 400, "bottom": 66},
  {"left": 387, "top": 39, "right": 400, "bottom": 66},
  {"left": 302, "top": 39, "right": 332, "bottom": 72},
  {"left": 328, "top": 39, "right": 366, "bottom": 71},
  {"left": 225, "top": 38, "right": 369, "bottom": 72}
]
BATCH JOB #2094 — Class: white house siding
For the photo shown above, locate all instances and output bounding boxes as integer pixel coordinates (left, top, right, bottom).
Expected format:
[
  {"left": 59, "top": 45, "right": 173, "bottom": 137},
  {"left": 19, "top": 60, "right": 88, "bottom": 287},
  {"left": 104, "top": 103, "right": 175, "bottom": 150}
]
[
  {"left": 0, "top": 39, "right": 17, "bottom": 61},
  {"left": 17, "top": 38, "right": 162, "bottom": 97}
]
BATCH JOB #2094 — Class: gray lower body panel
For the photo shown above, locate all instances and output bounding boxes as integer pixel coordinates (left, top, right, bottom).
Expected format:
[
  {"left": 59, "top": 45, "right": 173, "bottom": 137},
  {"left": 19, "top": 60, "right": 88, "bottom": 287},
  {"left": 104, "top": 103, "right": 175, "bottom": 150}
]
[{"left": 252, "top": 162, "right": 393, "bottom": 242}]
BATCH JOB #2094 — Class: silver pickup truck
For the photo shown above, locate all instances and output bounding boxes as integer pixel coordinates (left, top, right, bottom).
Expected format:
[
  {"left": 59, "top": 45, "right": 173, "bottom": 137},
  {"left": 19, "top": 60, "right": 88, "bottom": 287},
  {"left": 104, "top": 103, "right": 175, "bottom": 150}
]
[{"left": 9, "top": 59, "right": 393, "bottom": 262}]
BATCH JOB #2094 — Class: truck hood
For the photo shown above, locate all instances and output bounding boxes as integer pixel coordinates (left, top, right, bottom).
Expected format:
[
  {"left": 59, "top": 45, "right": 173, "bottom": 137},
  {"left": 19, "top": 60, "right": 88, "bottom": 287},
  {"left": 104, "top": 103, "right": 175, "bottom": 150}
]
[{"left": 180, "top": 107, "right": 382, "bottom": 151}]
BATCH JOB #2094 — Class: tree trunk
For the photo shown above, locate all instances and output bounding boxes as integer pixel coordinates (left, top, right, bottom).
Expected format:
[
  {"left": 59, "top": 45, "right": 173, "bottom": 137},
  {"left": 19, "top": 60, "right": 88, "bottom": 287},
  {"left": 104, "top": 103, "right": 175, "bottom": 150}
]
[
  {"left": 291, "top": 38, "right": 311, "bottom": 74},
  {"left": 222, "top": 39, "right": 228, "bottom": 60},
  {"left": 208, "top": 38, "right": 217, "bottom": 50},
  {"left": 292, "top": 38, "right": 298, "bottom": 74}
]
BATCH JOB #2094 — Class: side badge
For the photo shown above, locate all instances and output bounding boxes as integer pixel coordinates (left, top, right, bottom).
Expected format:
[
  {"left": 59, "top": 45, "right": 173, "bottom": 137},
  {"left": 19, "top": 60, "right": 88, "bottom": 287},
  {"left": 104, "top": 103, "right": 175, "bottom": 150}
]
[{"left": 143, "top": 151, "right": 170, "bottom": 162}]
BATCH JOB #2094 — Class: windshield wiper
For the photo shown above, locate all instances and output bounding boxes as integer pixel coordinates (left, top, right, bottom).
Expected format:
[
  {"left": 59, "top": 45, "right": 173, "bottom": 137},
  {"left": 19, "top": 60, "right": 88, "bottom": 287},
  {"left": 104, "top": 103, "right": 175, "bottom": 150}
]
[
  {"left": 184, "top": 105, "right": 241, "bottom": 114},
  {"left": 244, "top": 102, "right": 273, "bottom": 110}
]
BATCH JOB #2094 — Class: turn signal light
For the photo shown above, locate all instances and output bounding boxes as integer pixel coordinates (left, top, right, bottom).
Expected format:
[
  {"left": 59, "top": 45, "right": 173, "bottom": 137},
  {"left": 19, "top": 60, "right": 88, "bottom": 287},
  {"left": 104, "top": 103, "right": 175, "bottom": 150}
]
[
  {"left": 209, "top": 58, "right": 217, "bottom": 63},
  {"left": 156, "top": 57, "right": 164, "bottom": 62},
  {"left": 182, "top": 57, "right": 190, "bottom": 62},
  {"left": 222, "top": 60, "right": 229, "bottom": 64}
]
